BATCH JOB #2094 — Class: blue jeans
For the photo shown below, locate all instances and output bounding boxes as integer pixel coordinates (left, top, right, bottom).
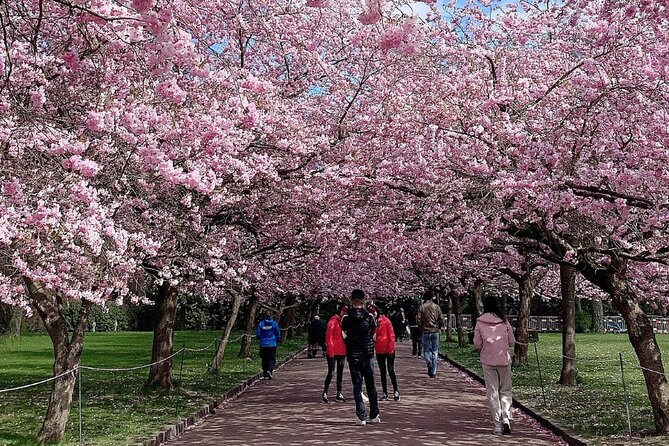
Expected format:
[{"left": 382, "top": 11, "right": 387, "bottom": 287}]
[
  {"left": 422, "top": 332, "right": 439, "bottom": 376},
  {"left": 348, "top": 357, "right": 379, "bottom": 421}
]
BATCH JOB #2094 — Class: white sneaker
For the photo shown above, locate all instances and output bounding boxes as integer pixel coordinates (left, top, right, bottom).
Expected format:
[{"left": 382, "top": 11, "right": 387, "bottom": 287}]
[
  {"left": 361, "top": 392, "right": 369, "bottom": 403},
  {"left": 369, "top": 415, "right": 381, "bottom": 424},
  {"left": 493, "top": 424, "right": 503, "bottom": 435},
  {"left": 356, "top": 418, "right": 366, "bottom": 426}
]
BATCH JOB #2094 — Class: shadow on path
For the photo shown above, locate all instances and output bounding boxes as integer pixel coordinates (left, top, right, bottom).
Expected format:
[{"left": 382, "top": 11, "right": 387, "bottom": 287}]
[{"left": 167, "top": 341, "right": 566, "bottom": 445}]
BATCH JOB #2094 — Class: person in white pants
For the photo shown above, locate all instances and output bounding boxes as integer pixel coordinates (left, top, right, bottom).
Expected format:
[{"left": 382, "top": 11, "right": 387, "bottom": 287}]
[{"left": 474, "top": 297, "right": 516, "bottom": 435}]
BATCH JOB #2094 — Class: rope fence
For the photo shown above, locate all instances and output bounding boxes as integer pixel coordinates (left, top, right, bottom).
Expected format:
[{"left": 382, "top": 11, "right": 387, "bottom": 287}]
[
  {"left": 0, "top": 332, "right": 292, "bottom": 446},
  {"left": 440, "top": 320, "right": 669, "bottom": 437}
]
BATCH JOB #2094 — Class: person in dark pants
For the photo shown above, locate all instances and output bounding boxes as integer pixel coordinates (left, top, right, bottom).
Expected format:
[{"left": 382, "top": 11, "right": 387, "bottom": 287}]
[
  {"left": 307, "top": 315, "right": 327, "bottom": 358},
  {"left": 341, "top": 289, "right": 380, "bottom": 426},
  {"left": 256, "top": 311, "right": 281, "bottom": 379},
  {"left": 408, "top": 301, "right": 422, "bottom": 357},
  {"left": 368, "top": 305, "right": 400, "bottom": 401},
  {"left": 418, "top": 289, "right": 445, "bottom": 378},
  {"left": 322, "top": 304, "right": 348, "bottom": 403}
]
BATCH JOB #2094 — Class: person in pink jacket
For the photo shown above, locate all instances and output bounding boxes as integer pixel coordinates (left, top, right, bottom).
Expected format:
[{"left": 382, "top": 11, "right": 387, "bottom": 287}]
[
  {"left": 322, "top": 304, "right": 348, "bottom": 403},
  {"left": 474, "top": 296, "right": 516, "bottom": 436}
]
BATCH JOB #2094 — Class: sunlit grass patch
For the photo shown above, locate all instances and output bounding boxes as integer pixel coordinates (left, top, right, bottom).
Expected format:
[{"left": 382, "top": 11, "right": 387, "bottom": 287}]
[
  {"left": 0, "top": 331, "right": 305, "bottom": 445},
  {"left": 442, "top": 332, "right": 669, "bottom": 445}
]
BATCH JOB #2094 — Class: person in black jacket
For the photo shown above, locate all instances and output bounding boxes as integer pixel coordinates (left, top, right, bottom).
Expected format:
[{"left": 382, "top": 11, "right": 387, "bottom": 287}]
[
  {"left": 307, "top": 315, "right": 327, "bottom": 358},
  {"left": 341, "top": 289, "right": 380, "bottom": 426}
]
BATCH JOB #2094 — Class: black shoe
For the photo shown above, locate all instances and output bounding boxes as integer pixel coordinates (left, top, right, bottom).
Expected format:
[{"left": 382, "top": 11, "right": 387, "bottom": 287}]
[
  {"left": 503, "top": 422, "right": 511, "bottom": 434},
  {"left": 380, "top": 393, "right": 388, "bottom": 401},
  {"left": 336, "top": 393, "right": 346, "bottom": 402},
  {"left": 322, "top": 392, "right": 329, "bottom": 403},
  {"left": 267, "top": 371, "right": 273, "bottom": 379}
]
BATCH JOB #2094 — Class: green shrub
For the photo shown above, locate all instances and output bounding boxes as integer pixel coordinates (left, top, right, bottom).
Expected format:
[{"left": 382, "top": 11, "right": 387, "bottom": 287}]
[{"left": 575, "top": 310, "right": 592, "bottom": 333}]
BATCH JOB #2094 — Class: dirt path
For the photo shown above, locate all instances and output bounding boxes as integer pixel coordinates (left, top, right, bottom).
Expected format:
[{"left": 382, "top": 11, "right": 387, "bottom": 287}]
[{"left": 167, "top": 341, "right": 567, "bottom": 445}]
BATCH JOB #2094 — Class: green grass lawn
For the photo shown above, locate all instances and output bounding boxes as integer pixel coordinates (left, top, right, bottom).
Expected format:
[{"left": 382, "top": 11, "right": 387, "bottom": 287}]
[
  {"left": 442, "top": 332, "right": 669, "bottom": 445},
  {"left": 0, "top": 331, "right": 305, "bottom": 445}
]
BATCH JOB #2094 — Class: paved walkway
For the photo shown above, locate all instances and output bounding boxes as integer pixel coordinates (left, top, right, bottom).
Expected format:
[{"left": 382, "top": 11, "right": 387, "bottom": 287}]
[{"left": 167, "top": 341, "right": 566, "bottom": 445}]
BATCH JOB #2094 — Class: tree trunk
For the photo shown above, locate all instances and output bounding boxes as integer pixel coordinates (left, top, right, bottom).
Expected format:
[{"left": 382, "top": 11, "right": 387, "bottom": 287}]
[
  {"left": 591, "top": 296, "right": 604, "bottom": 333},
  {"left": 446, "top": 293, "right": 453, "bottom": 342},
  {"left": 146, "top": 283, "right": 178, "bottom": 389},
  {"left": 24, "top": 278, "right": 91, "bottom": 443},
  {"left": 514, "top": 261, "right": 533, "bottom": 366},
  {"left": 210, "top": 289, "right": 244, "bottom": 373},
  {"left": 581, "top": 258, "right": 669, "bottom": 433},
  {"left": 614, "top": 281, "right": 669, "bottom": 433},
  {"left": 238, "top": 293, "right": 259, "bottom": 359},
  {"left": 451, "top": 291, "right": 466, "bottom": 347},
  {"left": 472, "top": 278, "right": 484, "bottom": 318},
  {"left": 279, "top": 295, "right": 296, "bottom": 342},
  {"left": 559, "top": 264, "right": 578, "bottom": 386}
]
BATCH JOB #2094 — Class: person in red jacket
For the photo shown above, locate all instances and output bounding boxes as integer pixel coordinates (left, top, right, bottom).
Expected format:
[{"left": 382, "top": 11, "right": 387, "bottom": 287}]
[
  {"left": 322, "top": 304, "right": 349, "bottom": 403},
  {"left": 368, "top": 305, "right": 400, "bottom": 401}
]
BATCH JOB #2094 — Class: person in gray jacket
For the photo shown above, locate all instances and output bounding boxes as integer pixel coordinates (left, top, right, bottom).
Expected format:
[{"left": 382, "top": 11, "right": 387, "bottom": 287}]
[{"left": 417, "top": 289, "right": 444, "bottom": 378}]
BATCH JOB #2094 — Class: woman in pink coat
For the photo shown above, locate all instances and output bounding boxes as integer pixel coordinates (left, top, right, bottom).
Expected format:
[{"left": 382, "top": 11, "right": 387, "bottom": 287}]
[{"left": 474, "top": 296, "right": 516, "bottom": 436}]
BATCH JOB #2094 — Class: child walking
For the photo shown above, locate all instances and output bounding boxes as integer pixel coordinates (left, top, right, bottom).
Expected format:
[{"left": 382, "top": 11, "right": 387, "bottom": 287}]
[{"left": 473, "top": 296, "right": 516, "bottom": 435}]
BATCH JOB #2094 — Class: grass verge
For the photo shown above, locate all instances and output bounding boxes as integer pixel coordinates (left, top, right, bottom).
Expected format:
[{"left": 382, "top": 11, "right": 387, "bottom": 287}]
[
  {"left": 441, "top": 332, "right": 669, "bottom": 446},
  {"left": 0, "top": 331, "right": 305, "bottom": 445}
]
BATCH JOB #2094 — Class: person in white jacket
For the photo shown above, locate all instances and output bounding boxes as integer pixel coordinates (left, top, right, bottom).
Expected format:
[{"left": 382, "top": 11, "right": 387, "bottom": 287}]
[{"left": 474, "top": 296, "right": 516, "bottom": 435}]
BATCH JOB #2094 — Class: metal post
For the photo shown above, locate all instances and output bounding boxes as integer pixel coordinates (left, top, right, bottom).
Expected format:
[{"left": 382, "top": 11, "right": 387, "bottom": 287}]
[
  {"left": 533, "top": 342, "right": 547, "bottom": 407},
  {"left": 78, "top": 367, "right": 83, "bottom": 446},
  {"left": 175, "top": 346, "right": 186, "bottom": 420},
  {"left": 178, "top": 345, "right": 186, "bottom": 387},
  {"left": 619, "top": 353, "right": 632, "bottom": 436},
  {"left": 214, "top": 338, "right": 220, "bottom": 387}
]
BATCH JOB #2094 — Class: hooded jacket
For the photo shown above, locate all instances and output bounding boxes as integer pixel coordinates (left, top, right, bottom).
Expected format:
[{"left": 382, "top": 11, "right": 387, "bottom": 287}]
[
  {"left": 341, "top": 307, "right": 376, "bottom": 360},
  {"left": 256, "top": 317, "right": 281, "bottom": 348},
  {"left": 325, "top": 315, "right": 347, "bottom": 357},
  {"left": 473, "top": 313, "right": 516, "bottom": 366},
  {"left": 374, "top": 315, "right": 396, "bottom": 355}
]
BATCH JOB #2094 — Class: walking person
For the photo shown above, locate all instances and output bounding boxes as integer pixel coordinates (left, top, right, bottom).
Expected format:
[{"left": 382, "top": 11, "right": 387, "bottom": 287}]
[
  {"left": 418, "top": 289, "right": 444, "bottom": 378},
  {"left": 408, "top": 301, "right": 422, "bottom": 357},
  {"left": 368, "top": 305, "right": 400, "bottom": 401},
  {"left": 474, "top": 296, "right": 516, "bottom": 435},
  {"left": 397, "top": 308, "right": 408, "bottom": 342},
  {"left": 341, "top": 289, "right": 380, "bottom": 426},
  {"left": 256, "top": 310, "right": 281, "bottom": 379},
  {"left": 307, "top": 315, "right": 326, "bottom": 358},
  {"left": 322, "top": 304, "right": 349, "bottom": 403}
]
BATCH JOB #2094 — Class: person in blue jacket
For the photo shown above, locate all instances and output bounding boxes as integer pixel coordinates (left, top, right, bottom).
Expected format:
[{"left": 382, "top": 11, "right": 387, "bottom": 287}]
[{"left": 256, "top": 311, "right": 282, "bottom": 379}]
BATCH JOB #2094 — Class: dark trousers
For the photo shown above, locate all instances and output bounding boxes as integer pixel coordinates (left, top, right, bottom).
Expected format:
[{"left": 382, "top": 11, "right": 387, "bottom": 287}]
[
  {"left": 410, "top": 326, "right": 422, "bottom": 356},
  {"left": 348, "top": 357, "right": 379, "bottom": 421},
  {"left": 376, "top": 353, "right": 398, "bottom": 395},
  {"left": 259, "top": 346, "right": 277, "bottom": 374},
  {"left": 323, "top": 355, "right": 346, "bottom": 394}
]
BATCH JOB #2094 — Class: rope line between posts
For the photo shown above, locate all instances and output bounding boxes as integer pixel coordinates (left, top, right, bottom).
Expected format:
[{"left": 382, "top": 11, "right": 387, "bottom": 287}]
[
  {"left": 0, "top": 367, "right": 79, "bottom": 393},
  {"left": 80, "top": 348, "right": 186, "bottom": 372},
  {"left": 559, "top": 354, "right": 619, "bottom": 363},
  {"left": 184, "top": 337, "right": 219, "bottom": 352},
  {"left": 632, "top": 364, "right": 667, "bottom": 376}
]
